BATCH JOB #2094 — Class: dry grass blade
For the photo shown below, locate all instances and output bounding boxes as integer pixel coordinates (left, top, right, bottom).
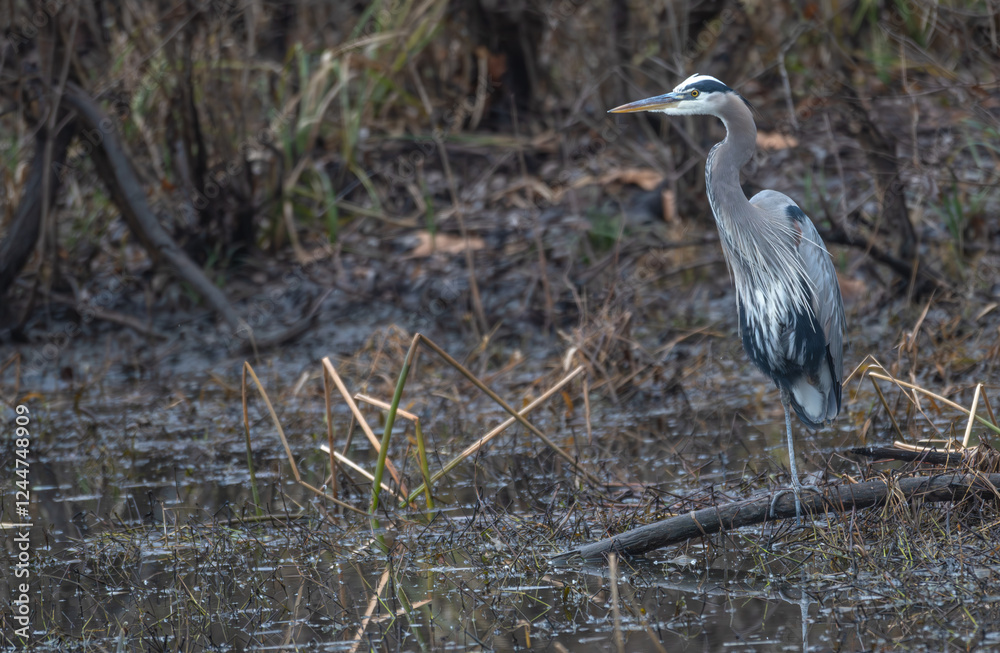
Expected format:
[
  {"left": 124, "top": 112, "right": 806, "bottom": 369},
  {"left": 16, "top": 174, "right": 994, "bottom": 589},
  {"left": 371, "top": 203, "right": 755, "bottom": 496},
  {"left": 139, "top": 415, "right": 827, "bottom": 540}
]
[
  {"left": 983, "top": 390, "right": 999, "bottom": 429},
  {"left": 368, "top": 334, "right": 598, "bottom": 512},
  {"left": 415, "top": 335, "right": 604, "bottom": 487},
  {"left": 244, "top": 362, "right": 299, "bottom": 479},
  {"left": 249, "top": 337, "right": 593, "bottom": 517},
  {"left": 868, "top": 371, "right": 1000, "bottom": 436},
  {"left": 242, "top": 362, "right": 279, "bottom": 515},
  {"left": 244, "top": 361, "right": 366, "bottom": 516},
  {"left": 322, "top": 362, "right": 339, "bottom": 501},
  {"left": 850, "top": 356, "right": 1000, "bottom": 441},
  {"left": 321, "top": 356, "right": 406, "bottom": 489},
  {"left": 355, "top": 394, "right": 419, "bottom": 421},
  {"left": 401, "top": 364, "right": 586, "bottom": 506},
  {"left": 319, "top": 444, "right": 404, "bottom": 503},
  {"left": 869, "top": 371, "right": 906, "bottom": 442},
  {"left": 963, "top": 383, "right": 983, "bottom": 448}
]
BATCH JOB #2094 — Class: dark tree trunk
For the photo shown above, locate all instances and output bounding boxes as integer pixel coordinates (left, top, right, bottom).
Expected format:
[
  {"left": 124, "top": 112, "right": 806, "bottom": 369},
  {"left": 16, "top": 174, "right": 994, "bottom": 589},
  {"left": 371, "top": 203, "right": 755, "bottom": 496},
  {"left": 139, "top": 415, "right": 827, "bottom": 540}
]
[{"left": 0, "top": 123, "right": 76, "bottom": 306}]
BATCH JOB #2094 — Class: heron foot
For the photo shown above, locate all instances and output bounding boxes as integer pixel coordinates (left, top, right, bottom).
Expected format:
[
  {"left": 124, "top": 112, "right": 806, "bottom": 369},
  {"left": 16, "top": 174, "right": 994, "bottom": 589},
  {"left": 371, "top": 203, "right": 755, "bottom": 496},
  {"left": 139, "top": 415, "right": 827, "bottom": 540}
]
[
  {"left": 769, "top": 487, "right": 800, "bottom": 521},
  {"left": 769, "top": 484, "right": 822, "bottom": 522}
]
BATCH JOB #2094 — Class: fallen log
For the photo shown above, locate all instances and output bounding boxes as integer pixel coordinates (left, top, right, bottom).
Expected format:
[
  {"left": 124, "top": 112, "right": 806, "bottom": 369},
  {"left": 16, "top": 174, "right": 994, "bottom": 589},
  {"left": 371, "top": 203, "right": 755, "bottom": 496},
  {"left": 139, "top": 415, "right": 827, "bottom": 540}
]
[
  {"left": 850, "top": 446, "right": 964, "bottom": 465},
  {"left": 551, "top": 473, "right": 1000, "bottom": 562}
]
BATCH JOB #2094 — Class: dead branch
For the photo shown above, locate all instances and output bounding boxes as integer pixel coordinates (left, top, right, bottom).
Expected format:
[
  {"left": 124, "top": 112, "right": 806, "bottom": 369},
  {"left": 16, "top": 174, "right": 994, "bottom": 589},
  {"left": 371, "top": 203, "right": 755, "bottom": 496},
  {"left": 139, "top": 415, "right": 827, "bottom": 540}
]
[
  {"left": 38, "top": 289, "right": 166, "bottom": 339},
  {"left": 837, "top": 83, "right": 917, "bottom": 263},
  {"left": 551, "top": 473, "right": 1000, "bottom": 562},
  {"left": 242, "top": 287, "right": 333, "bottom": 352},
  {"left": 60, "top": 82, "right": 244, "bottom": 331}
]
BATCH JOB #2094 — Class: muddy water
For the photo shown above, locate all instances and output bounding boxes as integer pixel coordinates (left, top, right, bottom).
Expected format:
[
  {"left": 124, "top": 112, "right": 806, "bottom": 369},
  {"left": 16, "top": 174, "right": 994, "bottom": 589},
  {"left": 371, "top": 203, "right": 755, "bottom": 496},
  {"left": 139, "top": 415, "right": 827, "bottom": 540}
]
[{"left": 3, "top": 281, "right": 996, "bottom": 651}]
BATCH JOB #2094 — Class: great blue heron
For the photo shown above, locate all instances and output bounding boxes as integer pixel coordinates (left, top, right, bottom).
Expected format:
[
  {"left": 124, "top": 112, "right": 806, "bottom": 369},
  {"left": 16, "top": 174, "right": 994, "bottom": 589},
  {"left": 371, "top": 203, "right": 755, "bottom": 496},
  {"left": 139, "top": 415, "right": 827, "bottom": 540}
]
[{"left": 610, "top": 74, "right": 845, "bottom": 517}]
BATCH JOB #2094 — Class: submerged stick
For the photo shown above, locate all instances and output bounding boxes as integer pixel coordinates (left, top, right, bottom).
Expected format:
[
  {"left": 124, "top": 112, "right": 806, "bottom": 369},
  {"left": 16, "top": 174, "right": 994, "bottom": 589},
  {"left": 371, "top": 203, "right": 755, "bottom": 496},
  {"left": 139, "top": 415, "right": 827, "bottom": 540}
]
[{"left": 551, "top": 473, "right": 1000, "bottom": 562}]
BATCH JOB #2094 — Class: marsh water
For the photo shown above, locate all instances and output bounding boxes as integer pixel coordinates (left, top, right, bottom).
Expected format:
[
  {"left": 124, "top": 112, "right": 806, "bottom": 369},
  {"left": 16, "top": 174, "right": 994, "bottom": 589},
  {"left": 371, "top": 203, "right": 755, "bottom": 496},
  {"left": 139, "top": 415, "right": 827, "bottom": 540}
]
[{"left": 4, "top": 272, "right": 997, "bottom": 652}]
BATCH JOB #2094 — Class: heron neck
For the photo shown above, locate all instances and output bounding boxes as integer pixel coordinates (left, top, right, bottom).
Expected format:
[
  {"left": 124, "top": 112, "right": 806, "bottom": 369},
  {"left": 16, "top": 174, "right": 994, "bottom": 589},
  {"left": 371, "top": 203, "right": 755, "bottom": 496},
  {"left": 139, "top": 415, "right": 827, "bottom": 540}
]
[{"left": 706, "top": 106, "right": 758, "bottom": 225}]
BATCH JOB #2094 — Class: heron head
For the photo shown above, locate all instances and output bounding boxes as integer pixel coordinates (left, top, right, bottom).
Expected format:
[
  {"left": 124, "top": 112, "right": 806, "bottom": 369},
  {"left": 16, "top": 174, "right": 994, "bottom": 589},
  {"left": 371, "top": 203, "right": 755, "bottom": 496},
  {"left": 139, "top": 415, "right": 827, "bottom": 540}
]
[{"left": 609, "top": 74, "right": 748, "bottom": 116}]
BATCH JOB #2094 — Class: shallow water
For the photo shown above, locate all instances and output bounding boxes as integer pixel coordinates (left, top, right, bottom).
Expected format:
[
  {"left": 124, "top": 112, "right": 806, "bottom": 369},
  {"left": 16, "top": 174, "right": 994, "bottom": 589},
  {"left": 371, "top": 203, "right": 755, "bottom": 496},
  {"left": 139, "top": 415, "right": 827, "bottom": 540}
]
[{"left": 3, "top": 282, "right": 997, "bottom": 651}]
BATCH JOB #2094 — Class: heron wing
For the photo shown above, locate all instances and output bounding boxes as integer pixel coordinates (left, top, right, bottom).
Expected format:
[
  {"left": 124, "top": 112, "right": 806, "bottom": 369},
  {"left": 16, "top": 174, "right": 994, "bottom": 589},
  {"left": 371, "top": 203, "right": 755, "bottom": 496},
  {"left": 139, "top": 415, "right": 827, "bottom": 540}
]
[
  {"left": 788, "top": 203, "right": 845, "bottom": 424},
  {"left": 748, "top": 192, "right": 844, "bottom": 373},
  {"left": 750, "top": 191, "right": 845, "bottom": 422},
  {"left": 792, "top": 209, "right": 845, "bottom": 386}
]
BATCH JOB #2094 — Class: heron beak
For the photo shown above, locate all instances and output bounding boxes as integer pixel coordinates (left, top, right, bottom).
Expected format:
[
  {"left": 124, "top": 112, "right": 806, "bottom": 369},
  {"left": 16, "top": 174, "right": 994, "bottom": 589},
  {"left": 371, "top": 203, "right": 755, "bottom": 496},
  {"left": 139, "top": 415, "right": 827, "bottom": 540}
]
[{"left": 608, "top": 92, "right": 683, "bottom": 113}]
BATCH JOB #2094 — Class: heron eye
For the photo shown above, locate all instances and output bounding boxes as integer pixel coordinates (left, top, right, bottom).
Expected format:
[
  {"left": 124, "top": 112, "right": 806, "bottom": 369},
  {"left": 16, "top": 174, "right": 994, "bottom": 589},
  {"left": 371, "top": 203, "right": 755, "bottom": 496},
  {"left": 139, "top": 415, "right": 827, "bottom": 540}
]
[{"left": 690, "top": 89, "right": 699, "bottom": 97}]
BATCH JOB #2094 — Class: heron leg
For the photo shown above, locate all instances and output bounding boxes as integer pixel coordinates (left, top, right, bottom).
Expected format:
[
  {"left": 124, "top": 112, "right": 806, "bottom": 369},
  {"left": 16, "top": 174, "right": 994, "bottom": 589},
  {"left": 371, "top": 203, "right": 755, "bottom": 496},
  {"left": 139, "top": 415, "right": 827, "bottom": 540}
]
[
  {"left": 782, "top": 389, "right": 801, "bottom": 490},
  {"left": 769, "top": 388, "right": 803, "bottom": 521}
]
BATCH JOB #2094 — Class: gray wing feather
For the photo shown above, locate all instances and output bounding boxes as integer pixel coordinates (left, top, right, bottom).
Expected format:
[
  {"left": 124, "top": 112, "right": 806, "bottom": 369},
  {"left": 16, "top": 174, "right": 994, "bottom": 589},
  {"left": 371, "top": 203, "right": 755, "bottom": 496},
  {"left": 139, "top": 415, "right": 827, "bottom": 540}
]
[
  {"left": 750, "top": 190, "right": 845, "bottom": 418},
  {"left": 796, "top": 215, "right": 844, "bottom": 387}
]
